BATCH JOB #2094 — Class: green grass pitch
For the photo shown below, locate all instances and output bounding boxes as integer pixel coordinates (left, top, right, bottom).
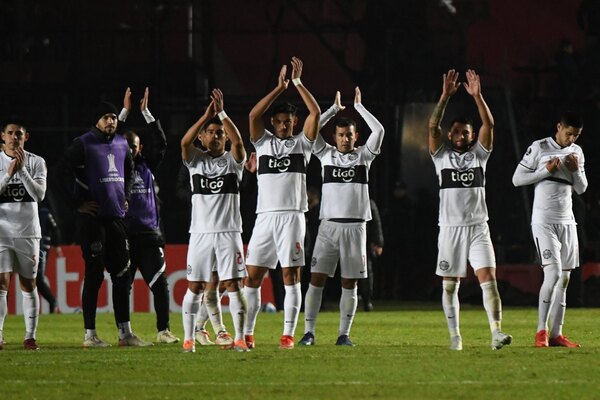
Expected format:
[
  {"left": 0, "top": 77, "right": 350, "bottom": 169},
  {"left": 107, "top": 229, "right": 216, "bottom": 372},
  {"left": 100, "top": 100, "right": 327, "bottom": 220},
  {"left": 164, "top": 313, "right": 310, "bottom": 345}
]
[{"left": 1, "top": 304, "right": 600, "bottom": 400}]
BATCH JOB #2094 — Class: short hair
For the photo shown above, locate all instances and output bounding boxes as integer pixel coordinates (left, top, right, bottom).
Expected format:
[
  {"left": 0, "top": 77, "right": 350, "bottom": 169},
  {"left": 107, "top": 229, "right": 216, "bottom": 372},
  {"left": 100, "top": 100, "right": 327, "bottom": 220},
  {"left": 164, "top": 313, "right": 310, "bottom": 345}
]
[
  {"left": 449, "top": 116, "right": 474, "bottom": 128},
  {"left": 334, "top": 117, "right": 357, "bottom": 130},
  {"left": 1, "top": 119, "right": 27, "bottom": 133},
  {"left": 201, "top": 117, "right": 223, "bottom": 132},
  {"left": 123, "top": 130, "right": 138, "bottom": 145},
  {"left": 559, "top": 110, "right": 583, "bottom": 129},
  {"left": 271, "top": 102, "right": 297, "bottom": 117}
]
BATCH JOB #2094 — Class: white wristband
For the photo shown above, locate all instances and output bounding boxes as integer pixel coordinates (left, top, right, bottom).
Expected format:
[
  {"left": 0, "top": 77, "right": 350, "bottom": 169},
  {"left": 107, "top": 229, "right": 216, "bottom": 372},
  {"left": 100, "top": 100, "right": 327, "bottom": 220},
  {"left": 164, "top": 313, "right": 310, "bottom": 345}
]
[
  {"left": 218, "top": 110, "right": 228, "bottom": 121},
  {"left": 292, "top": 78, "right": 302, "bottom": 86},
  {"left": 141, "top": 108, "right": 155, "bottom": 124}
]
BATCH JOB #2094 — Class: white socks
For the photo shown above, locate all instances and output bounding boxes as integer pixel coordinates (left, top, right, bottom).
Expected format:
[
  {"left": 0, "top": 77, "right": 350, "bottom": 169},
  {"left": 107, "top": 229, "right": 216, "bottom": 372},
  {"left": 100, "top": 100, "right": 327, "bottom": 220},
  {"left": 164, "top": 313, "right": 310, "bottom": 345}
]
[
  {"left": 339, "top": 287, "right": 357, "bottom": 337},
  {"left": 0, "top": 290, "right": 7, "bottom": 341},
  {"left": 442, "top": 280, "right": 460, "bottom": 337},
  {"left": 549, "top": 270, "right": 571, "bottom": 338},
  {"left": 228, "top": 290, "right": 247, "bottom": 342},
  {"left": 117, "top": 321, "right": 132, "bottom": 340},
  {"left": 480, "top": 280, "right": 502, "bottom": 332},
  {"left": 244, "top": 286, "right": 261, "bottom": 336},
  {"left": 196, "top": 300, "right": 209, "bottom": 331},
  {"left": 204, "top": 289, "right": 226, "bottom": 334},
  {"left": 538, "top": 263, "right": 561, "bottom": 332},
  {"left": 22, "top": 288, "right": 39, "bottom": 340},
  {"left": 283, "top": 283, "right": 301, "bottom": 337},
  {"left": 303, "top": 284, "right": 324, "bottom": 334},
  {"left": 182, "top": 289, "right": 201, "bottom": 341}
]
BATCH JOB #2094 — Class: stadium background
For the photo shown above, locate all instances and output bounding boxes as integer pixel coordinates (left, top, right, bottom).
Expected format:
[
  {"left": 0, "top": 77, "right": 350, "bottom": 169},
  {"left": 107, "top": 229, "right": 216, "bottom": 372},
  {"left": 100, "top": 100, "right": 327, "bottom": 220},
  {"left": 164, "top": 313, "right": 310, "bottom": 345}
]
[{"left": 2, "top": 0, "right": 600, "bottom": 309}]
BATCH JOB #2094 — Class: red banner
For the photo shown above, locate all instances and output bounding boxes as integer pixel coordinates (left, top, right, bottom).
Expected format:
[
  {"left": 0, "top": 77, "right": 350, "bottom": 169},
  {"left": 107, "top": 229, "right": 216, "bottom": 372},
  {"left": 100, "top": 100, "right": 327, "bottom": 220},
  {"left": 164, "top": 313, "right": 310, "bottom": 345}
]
[{"left": 7, "top": 245, "right": 275, "bottom": 314}]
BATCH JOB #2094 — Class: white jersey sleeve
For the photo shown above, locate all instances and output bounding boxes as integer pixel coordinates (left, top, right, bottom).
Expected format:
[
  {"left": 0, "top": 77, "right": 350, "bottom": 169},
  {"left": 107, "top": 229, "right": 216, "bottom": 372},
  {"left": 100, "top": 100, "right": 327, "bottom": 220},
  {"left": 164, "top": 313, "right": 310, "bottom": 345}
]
[{"left": 0, "top": 151, "right": 46, "bottom": 238}]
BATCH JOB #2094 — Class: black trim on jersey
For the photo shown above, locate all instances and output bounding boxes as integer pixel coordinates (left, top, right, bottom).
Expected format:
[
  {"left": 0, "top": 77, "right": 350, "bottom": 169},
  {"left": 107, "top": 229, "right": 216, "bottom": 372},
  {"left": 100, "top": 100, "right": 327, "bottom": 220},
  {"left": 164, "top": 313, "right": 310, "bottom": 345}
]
[
  {"left": 543, "top": 177, "right": 572, "bottom": 185},
  {"left": 323, "top": 165, "right": 368, "bottom": 184},
  {"left": 440, "top": 167, "right": 484, "bottom": 189},
  {"left": 258, "top": 153, "right": 306, "bottom": 175},
  {"left": 518, "top": 162, "right": 536, "bottom": 171},
  {"left": 0, "top": 183, "right": 35, "bottom": 203},
  {"left": 191, "top": 173, "right": 239, "bottom": 195}
]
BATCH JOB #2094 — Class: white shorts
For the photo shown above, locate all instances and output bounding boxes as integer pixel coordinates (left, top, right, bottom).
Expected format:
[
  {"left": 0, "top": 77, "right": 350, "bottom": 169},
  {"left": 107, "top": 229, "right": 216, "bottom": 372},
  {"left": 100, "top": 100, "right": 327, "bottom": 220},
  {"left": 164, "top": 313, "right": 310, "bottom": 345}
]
[
  {"left": 436, "top": 223, "right": 496, "bottom": 278},
  {"left": 531, "top": 223, "right": 579, "bottom": 269},
  {"left": 311, "top": 220, "right": 367, "bottom": 279},
  {"left": 186, "top": 232, "right": 247, "bottom": 282},
  {"left": 0, "top": 238, "right": 41, "bottom": 279},
  {"left": 246, "top": 212, "right": 305, "bottom": 269}
]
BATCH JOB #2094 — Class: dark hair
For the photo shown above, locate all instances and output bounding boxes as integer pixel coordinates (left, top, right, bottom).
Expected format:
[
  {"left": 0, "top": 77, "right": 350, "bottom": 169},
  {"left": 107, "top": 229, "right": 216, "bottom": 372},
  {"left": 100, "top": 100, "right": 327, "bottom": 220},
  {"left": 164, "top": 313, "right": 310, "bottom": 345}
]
[
  {"left": 559, "top": 110, "right": 583, "bottom": 129},
  {"left": 449, "top": 116, "right": 474, "bottom": 128},
  {"left": 123, "top": 130, "right": 138, "bottom": 145},
  {"left": 335, "top": 117, "right": 357, "bottom": 130},
  {"left": 271, "top": 102, "right": 297, "bottom": 117},
  {"left": 201, "top": 117, "right": 223, "bottom": 132},
  {"left": 1, "top": 119, "right": 27, "bottom": 133}
]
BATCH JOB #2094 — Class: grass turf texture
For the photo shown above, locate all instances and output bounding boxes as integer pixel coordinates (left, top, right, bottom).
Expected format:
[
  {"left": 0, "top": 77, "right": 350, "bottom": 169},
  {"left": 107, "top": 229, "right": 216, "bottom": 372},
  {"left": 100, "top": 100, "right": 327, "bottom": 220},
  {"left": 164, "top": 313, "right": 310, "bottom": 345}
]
[{"left": 1, "top": 304, "right": 600, "bottom": 400}]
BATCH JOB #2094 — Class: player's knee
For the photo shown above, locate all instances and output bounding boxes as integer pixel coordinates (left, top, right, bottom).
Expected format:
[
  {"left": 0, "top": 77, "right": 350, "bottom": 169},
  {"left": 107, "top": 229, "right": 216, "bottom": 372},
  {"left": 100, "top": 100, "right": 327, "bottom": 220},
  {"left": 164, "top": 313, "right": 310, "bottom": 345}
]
[
  {"left": 542, "top": 263, "right": 561, "bottom": 285},
  {"left": 558, "top": 270, "right": 571, "bottom": 288}
]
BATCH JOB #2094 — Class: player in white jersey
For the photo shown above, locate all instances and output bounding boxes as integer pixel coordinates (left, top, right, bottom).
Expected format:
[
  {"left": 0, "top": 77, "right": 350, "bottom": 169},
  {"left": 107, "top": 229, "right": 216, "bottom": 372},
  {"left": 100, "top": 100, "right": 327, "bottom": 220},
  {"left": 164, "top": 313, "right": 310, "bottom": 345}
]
[
  {"left": 512, "top": 111, "right": 587, "bottom": 348},
  {"left": 0, "top": 121, "right": 47, "bottom": 350},
  {"left": 180, "top": 89, "right": 249, "bottom": 353},
  {"left": 298, "top": 87, "right": 384, "bottom": 347},
  {"left": 244, "top": 57, "right": 320, "bottom": 350},
  {"left": 429, "top": 69, "right": 511, "bottom": 351}
]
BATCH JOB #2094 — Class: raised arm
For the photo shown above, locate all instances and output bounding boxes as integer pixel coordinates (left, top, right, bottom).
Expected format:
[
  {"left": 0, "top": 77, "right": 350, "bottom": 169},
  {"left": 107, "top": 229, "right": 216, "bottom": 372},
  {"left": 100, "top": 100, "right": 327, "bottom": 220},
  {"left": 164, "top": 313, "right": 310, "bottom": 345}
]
[
  {"left": 320, "top": 91, "right": 345, "bottom": 128},
  {"left": 429, "top": 69, "right": 459, "bottom": 154},
  {"left": 181, "top": 101, "right": 216, "bottom": 163},
  {"left": 249, "top": 65, "right": 288, "bottom": 142},
  {"left": 212, "top": 88, "right": 246, "bottom": 163},
  {"left": 464, "top": 69, "right": 494, "bottom": 150},
  {"left": 139, "top": 87, "right": 167, "bottom": 171},
  {"left": 291, "top": 57, "right": 321, "bottom": 141},
  {"left": 355, "top": 87, "right": 385, "bottom": 154}
]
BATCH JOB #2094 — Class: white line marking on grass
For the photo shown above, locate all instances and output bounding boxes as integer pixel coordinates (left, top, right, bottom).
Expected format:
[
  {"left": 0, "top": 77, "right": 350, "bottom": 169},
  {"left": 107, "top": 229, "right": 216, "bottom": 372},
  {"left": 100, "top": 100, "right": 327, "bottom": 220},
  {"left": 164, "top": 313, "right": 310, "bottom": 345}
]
[{"left": 8, "top": 380, "right": 594, "bottom": 387}]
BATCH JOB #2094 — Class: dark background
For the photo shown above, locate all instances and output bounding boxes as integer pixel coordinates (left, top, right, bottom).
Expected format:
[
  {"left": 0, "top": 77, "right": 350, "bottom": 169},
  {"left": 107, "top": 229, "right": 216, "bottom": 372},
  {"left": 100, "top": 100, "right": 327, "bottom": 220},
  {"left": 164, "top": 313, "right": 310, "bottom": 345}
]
[{"left": 2, "top": 0, "right": 600, "bottom": 303}]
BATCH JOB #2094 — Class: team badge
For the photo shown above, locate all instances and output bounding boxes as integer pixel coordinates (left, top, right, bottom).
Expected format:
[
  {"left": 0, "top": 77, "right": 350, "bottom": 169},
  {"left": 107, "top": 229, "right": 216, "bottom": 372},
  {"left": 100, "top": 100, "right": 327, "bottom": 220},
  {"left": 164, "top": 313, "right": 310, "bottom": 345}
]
[
  {"left": 348, "top": 153, "right": 358, "bottom": 161},
  {"left": 464, "top": 152, "right": 474, "bottom": 162},
  {"left": 285, "top": 139, "right": 294, "bottom": 148},
  {"left": 187, "top": 265, "right": 192, "bottom": 275},
  {"left": 311, "top": 257, "right": 317, "bottom": 267},
  {"left": 217, "top": 158, "right": 227, "bottom": 167},
  {"left": 543, "top": 249, "right": 552, "bottom": 260},
  {"left": 438, "top": 260, "right": 450, "bottom": 271}
]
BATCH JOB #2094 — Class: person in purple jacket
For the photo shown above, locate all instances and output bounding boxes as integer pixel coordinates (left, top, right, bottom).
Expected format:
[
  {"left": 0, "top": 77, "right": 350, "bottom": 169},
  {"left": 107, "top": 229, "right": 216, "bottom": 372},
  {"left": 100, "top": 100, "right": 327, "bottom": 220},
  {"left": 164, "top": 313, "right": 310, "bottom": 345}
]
[
  {"left": 56, "top": 88, "right": 152, "bottom": 348},
  {"left": 123, "top": 88, "right": 178, "bottom": 344}
]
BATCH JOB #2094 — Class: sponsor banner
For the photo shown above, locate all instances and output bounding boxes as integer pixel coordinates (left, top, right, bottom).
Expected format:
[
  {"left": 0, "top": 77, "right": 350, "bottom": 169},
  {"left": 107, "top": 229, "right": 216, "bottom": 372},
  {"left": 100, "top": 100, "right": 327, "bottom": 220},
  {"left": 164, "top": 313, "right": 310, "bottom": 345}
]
[{"left": 7, "top": 245, "right": 275, "bottom": 315}]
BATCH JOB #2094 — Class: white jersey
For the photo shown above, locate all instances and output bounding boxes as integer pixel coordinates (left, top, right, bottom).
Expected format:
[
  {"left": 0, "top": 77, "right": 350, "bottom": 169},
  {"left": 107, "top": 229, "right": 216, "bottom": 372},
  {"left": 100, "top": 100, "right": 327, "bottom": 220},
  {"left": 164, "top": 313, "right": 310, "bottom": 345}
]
[
  {"left": 313, "top": 103, "right": 384, "bottom": 221},
  {"left": 0, "top": 151, "right": 47, "bottom": 238},
  {"left": 185, "top": 149, "right": 244, "bottom": 233},
  {"left": 515, "top": 137, "right": 586, "bottom": 225},
  {"left": 252, "top": 130, "right": 313, "bottom": 213},
  {"left": 431, "top": 141, "right": 490, "bottom": 227}
]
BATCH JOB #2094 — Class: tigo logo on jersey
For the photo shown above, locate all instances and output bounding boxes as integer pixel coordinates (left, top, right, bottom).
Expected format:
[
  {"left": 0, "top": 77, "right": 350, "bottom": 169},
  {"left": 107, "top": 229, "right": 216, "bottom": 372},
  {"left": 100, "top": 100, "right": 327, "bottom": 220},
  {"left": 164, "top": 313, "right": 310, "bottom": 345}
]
[
  {"left": 200, "top": 177, "right": 225, "bottom": 193},
  {"left": 268, "top": 157, "right": 291, "bottom": 172},
  {"left": 451, "top": 169, "right": 476, "bottom": 187},
  {"left": 332, "top": 167, "right": 356, "bottom": 183}
]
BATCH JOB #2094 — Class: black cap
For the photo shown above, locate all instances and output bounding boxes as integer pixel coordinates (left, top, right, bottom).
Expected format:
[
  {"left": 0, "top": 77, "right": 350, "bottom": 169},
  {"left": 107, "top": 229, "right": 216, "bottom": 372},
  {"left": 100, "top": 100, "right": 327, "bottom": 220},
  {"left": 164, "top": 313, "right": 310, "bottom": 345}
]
[{"left": 93, "top": 101, "right": 119, "bottom": 123}]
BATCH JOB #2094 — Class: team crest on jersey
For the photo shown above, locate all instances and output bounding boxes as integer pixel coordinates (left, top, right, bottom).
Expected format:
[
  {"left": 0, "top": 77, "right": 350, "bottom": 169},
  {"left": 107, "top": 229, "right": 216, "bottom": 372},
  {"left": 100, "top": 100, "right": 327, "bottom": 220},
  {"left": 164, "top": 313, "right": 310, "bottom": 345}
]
[
  {"left": 464, "top": 152, "right": 474, "bottom": 162},
  {"left": 217, "top": 158, "right": 227, "bottom": 167},
  {"left": 438, "top": 260, "right": 450, "bottom": 271},
  {"left": 284, "top": 139, "right": 294, "bottom": 148},
  {"left": 348, "top": 153, "right": 358, "bottom": 161},
  {"left": 542, "top": 249, "right": 552, "bottom": 260}
]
